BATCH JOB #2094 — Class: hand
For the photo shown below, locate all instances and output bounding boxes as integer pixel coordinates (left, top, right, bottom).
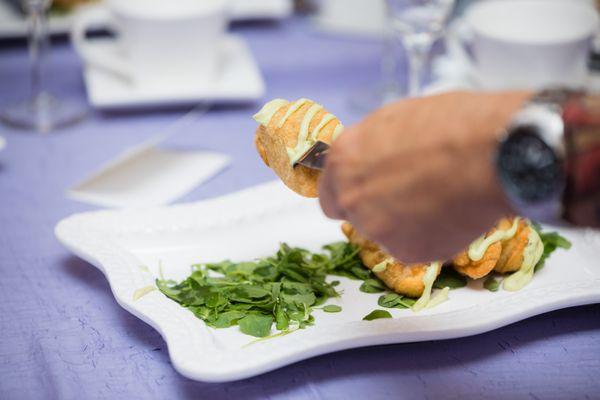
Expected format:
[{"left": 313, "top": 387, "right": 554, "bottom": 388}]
[{"left": 319, "top": 91, "right": 531, "bottom": 263}]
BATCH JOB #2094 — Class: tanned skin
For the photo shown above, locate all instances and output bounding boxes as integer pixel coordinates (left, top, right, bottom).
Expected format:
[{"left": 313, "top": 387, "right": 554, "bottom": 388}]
[{"left": 319, "top": 91, "right": 531, "bottom": 264}]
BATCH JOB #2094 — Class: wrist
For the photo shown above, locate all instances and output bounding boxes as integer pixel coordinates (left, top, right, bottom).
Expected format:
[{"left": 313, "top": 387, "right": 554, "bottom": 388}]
[{"left": 495, "top": 89, "right": 600, "bottom": 226}]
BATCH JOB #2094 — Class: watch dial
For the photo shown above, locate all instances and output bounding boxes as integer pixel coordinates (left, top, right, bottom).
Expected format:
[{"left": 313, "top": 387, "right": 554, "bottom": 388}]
[{"left": 497, "top": 125, "right": 563, "bottom": 203}]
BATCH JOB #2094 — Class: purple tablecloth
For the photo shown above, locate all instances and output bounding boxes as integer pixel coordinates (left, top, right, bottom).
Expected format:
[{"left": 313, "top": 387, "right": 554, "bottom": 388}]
[{"left": 1, "top": 17, "right": 599, "bottom": 400}]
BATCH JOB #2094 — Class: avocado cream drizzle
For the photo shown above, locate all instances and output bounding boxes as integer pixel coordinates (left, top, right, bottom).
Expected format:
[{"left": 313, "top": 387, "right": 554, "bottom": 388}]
[
  {"left": 286, "top": 103, "right": 324, "bottom": 164},
  {"left": 468, "top": 217, "right": 521, "bottom": 261},
  {"left": 332, "top": 123, "right": 344, "bottom": 140},
  {"left": 426, "top": 286, "right": 449, "bottom": 309},
  {"left": 252, "top": 98, "right": 289, "bottom": 126},
  {"left": 310, "top": 113, "right": 336, "bottom": 141},
  {"left": 412, "top": 262, "right": 441, "bottom": 312},
  {"left": 503, "top": 224, "right": 544, "bottom": 291},
  {"left": 373, "top": 257, "right": 394, "bottom": 273},
  {"left": 278, "top": 98, "right": 309, "bottom": 128}
]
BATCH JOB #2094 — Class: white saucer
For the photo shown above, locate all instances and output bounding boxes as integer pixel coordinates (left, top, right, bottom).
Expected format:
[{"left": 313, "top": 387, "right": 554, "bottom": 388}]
[
  {"left": 0, "top": 135, "right": 5, "bottom": 152},
  {"left": 82, "top": 35, "right": 266, "bottom": 109}
]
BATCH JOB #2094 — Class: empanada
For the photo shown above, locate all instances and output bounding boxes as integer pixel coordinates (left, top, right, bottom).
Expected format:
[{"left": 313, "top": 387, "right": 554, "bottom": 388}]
[{"left": 253, "top": 98, "right": 344, "bottom": 198}]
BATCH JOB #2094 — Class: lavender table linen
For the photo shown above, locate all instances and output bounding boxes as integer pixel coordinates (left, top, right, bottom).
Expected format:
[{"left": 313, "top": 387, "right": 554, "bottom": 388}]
[{"left": 1, "top": 18, "right": 599, "bottom": 400}]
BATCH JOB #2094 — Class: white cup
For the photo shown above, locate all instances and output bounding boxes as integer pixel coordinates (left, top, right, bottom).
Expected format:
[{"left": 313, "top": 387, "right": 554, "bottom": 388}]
[
  {"left": 457, "top": 0, "right": 599, "bottom": 90},
  {"left": 71, "top": 0, "right": 228, "bottom": 87}
]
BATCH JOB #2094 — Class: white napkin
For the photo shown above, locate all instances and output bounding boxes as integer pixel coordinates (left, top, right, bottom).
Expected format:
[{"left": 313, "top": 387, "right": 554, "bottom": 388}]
[
  {"left": 68, "top": 105, "right": 230, "bottom": 209},
  {"left": 68, "top": 137, "right": 229, "bottom": 208}
]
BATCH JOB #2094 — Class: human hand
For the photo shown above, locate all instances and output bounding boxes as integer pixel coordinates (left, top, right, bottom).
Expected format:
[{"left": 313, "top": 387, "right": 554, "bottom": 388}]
[{"left": 319, "top": 91, "right": 531, "bottom": 263}]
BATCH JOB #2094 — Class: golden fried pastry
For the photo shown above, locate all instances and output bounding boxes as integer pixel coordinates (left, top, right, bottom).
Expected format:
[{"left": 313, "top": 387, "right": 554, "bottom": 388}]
[
  {"left": 452, "top": 226, "right": 505, "bottom": 279},
  {"left": 253, "top": 98, "right": 344, "bottom": 198},
  {"left": 342, "top": 222, "right": 440, "bottom": 298},
  {"left": 494, "top": 218, "right": 531, "bottom": 273},
  {"left": 452, "top": 218, "right": 521, "bottom": 279},
  {"left": 451, "top": 216, "right": 544, "bottom": 286}
]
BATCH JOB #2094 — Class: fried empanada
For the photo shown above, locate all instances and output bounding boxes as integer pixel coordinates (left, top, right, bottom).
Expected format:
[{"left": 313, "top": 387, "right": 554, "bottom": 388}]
[
  {"left": 452, "top": 217, "right": 537, "bottom": 279},
  {"left": 342, "top": 222, "right": 440, "bottom": 298},
  {"left": 253, "top": 98, "right": 344, "bottom": 198},
  {"left": 494, "top": 219, "right": 532, "bottom": 273}
]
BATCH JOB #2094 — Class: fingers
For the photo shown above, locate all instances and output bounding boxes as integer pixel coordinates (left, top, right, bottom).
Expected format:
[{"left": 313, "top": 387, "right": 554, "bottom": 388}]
[
  {"left": 318, "top": 124, "right": 363, "bottom": 220},
  {"left": 318, "top": 152, "right": 346, "bottom": 220}
]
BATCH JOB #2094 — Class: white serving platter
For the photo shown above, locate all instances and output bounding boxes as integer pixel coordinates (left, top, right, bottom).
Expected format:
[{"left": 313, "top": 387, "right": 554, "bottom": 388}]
[{"left": 55, "top": 181, "right": 600, "bottom": 382}]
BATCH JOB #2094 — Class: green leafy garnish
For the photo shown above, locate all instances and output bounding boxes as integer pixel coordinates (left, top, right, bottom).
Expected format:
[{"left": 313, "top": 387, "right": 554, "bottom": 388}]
[
  {"left": 359, "top": 278, "right": 386, "bottom": 293},
  {"left": 377, "top": 293, "right": 416, "bottom": 309},
  {"left": 321, "top": 304, "right": 342, "bottom": 313},
  {"left": 238, "top": 314, "right": 274, "bottom": 337},
  {"left": 156, "top": 242, "right": 373, "bottom": 338},
  {"left": 362, "top": 309, "right": 392, "bottom": 321},
  {"left": 433, "top": 268, "right": 467, "bottom": 289},
  {"left": 532, "top": 226, "right": 572, "bottom": 272},
  {"left": 483, "top": 276, "right": 500, "bottom": 292}
]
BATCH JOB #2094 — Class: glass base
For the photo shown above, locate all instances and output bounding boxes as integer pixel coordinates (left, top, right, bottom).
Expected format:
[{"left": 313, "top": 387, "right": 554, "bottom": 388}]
[
  {"left": 0, "top": 92, "right": 87, "bottom": 133},
  {"left": 348, "top": 83, "right": 407, "bottom": 114}
]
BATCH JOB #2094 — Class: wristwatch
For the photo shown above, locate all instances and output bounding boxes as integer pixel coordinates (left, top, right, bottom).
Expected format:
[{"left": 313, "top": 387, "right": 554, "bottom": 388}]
[{"left": 496, "top": 89, "right": 600, "bottom": 227}]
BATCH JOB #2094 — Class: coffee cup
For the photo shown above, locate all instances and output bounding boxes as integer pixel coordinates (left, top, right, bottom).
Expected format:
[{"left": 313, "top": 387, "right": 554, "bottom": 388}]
[
  {"left": 454, "top": 0, "right": 598, "bottom": 90},
  {"left": 71, "top": 0, "right": 228, "bottom": 87}
]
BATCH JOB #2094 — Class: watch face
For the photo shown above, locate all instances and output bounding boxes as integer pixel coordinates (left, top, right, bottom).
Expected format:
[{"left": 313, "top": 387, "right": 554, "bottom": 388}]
[{"left": 497, "top": 124, "right": 564, "bottom": 203}]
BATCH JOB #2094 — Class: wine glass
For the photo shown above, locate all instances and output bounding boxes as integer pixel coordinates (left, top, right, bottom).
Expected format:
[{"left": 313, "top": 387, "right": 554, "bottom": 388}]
[
  {"left": 0, "top": 0, "right": 86, "bottom": 133},
  {"left": 350, "top": 0, "right": 454, "bottom": 113},
  {"left": 387, "top": 0, "right": 455, "bottom": 97}
]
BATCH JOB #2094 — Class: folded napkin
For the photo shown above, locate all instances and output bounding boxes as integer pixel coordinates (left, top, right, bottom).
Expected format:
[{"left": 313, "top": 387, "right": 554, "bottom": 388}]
[{"left": 68, "top": 136, "right": 230, "bottom": 208}]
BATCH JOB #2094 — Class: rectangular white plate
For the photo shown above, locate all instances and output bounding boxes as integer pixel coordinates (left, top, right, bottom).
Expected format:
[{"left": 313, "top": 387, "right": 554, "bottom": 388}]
[
  {"left": 83, "top": 35, "right": 265, "bottom": 109},
  {"left": 55, "top": 181, "right": 600, "bottom": 382}
]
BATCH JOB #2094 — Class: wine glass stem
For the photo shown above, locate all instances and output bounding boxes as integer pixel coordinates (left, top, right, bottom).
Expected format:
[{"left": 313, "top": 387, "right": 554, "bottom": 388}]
[
  {"left": 27, "top": 2, "right": 49, "bottom": 103},
  {"left": 405, "top": 42, "right": 428, "bottom": 97}
]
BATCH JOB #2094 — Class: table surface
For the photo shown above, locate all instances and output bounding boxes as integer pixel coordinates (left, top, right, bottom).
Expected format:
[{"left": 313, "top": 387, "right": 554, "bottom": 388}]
[{"left": 1, "top": 16, "right": 599, "bottom": 400}]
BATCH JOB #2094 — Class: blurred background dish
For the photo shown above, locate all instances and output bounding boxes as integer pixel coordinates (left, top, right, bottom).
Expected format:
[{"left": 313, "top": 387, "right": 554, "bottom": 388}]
[
  {"left": 71, "top": 0, "right": 228, "bottom": 88},
  {"left": 81, "top": 35, "right": 265, "bottom": 109},
  {"left": 0, "top": 0, "right": 294, "bottom": 39},
  {"left": 458, "top": 0, "right": 597, "bottom": 90},
  {"left": 428, "top": 0, "right": 600, "bottom": 94}
]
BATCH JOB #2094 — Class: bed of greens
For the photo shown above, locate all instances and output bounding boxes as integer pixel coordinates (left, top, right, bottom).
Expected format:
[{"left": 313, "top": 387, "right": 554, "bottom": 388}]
[{"left": 156, "top": 226, "right": 570, "bottom": 338}]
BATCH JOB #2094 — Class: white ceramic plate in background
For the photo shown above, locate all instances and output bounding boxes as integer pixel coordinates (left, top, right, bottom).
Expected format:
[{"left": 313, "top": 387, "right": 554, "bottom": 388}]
[
  {"left": 55, "top": 181, "right": 600, "bottom": 382},
  {"left": 81, "top": 35, "right": 265, "bottom": 109},
  {"left": 0, "top": 135, "right": 5, "bottom": 151},
  {"left": 0, "top": 0, "right": 293, "bottom": 40}
]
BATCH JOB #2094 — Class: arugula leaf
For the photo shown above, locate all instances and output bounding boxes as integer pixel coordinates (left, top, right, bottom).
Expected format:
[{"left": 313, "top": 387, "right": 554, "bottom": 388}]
[
  {"left": 238, "top": 314, "right": 274, "bottom": 337},
  {"left": 377, "top": 293, "right": 415, "bottom": 309},
  {"left": 483, "top": 276, "right": 500, "bottom": 292},
  {"left": 322, "top": 305, "right": 342, "bottom": 313},
  {"left": 533, "top": 227, "right": 572, "bottom": 272},
  {"left": 433, "top": 268, "right": 467, "bottom": 289},
  {"left": 360, "top": 278, "right": 386, "bottom": 293},
  {"left": 211, "top": 310, "right": 247, "bottom": 328},
  {"left": 363, "top": 309, "right": 392, "bottom": 321}
]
